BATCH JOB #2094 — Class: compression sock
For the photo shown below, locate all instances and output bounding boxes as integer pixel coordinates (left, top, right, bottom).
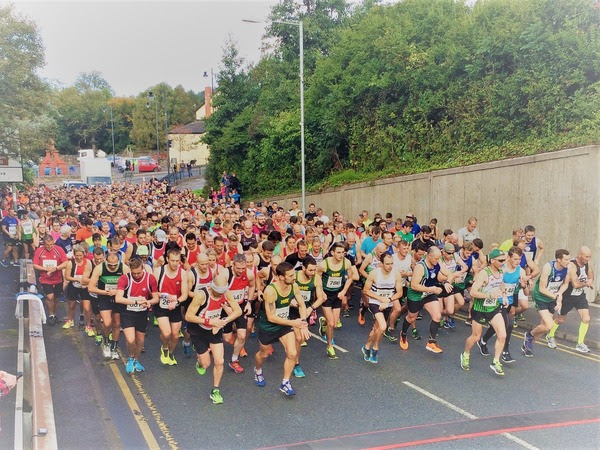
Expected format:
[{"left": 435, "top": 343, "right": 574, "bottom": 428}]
[
  {"left": 401, "top": 318, "right": 411, "bottom": 335},
  {"left": 547, "top": 322, "right": 559, "bottom": 338},
  {"left": 429, "top": 320, "right": 440, "bottom": 341},
  {"left": 482, "top": 326, "right": 496, "bottom": 344},
  {"left": 578, "top": 322, "right": 589, "bottom": 345}
]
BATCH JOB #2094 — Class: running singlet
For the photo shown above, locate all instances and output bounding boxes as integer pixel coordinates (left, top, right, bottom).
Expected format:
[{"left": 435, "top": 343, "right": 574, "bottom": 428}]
[
  {"left": 98, "top": 262, "right": 124, "bottom": 301},
  {"left": 473, "top": 267, "right": 503, "bottom": 313},
  {"left": 453, "top": 252, "right": 474, "bottom": 289},
  {"left": 369, "top": 268, "right": 395, "bottom": 308},
  {"left": 258, "top": 284, "right": 294, "bottom": 333},
  {"left": 157, "top": 265, "right": 183, "bottom": 309},
  {"left": 151, "top": 243, "right": 165, "bottom": 262},
  {"left": 190, "top": 267, "right": 213, "bottom": 293},
  {"left": 295, "top": 271, "right": 315, "bottom": 306},
  {"left": 322, "top": 258, "right": 347, "bottom": 293},
  {"left": 407, "top": 260, "right": 440, "bottom": 302},
  {"left": 502, "top": 264, "right": 522, "bottom": 305},
  {"left": 524, "top": 237, "right": 537, "bottom": 261},
  {"left": 187, "top": 287, "right": 228, "bottom": 332},
  {"left": 118, "top": 272, "right": 157, "bottom": 312},
  {"left": 564, "top": 259, "right": 589, "bottom": 297},
  {"left": 533, "top": 261, "right": 567, "bottom": 303},
  {"left": 227, "top": 267, "right": 249, "bottom": 304},
  {"left": 69, "top": 259, "right": 86, "bottom": 289},
  {"left": 184, "top": 246, "right": 201, "bottom": 265}
]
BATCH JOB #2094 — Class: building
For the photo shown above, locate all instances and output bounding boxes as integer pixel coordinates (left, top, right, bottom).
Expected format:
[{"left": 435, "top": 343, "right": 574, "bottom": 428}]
[
  {"left": 167, "top": 86, "right": 213, "bottom": 166},
  {"left": 39, "top": 140, "right": 68, "bottom": 176}
]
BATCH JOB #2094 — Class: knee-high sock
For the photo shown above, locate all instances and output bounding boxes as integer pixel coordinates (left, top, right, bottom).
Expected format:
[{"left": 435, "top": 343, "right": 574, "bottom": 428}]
[
  {"left": 578, "top": 322, "right": 589, "bottom": 345},
  {"left": 429, "top": 320, "right": 440, "bottom": 341}
]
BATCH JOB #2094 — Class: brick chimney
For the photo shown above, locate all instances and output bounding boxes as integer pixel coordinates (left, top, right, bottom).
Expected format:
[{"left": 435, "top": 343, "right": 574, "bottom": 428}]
[{"left": 204, "top": 86, "right": 212, "bottom": 118}]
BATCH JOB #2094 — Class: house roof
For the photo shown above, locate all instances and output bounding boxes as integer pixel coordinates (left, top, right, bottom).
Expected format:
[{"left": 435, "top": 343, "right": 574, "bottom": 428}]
[{"left": 170, "top": 120, "right": 206, "bottom": 135}]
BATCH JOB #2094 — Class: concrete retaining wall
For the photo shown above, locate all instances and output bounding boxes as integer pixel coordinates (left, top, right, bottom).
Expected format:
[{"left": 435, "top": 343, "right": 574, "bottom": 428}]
[{"left": 267, "top": 145, "right": 600, "bottom": 298}]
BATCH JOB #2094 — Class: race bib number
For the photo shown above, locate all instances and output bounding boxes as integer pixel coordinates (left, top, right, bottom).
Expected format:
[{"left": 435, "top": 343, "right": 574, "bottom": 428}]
[
  {"left": 326, "top": 276, "right": 342, "bottom": 289},
  {"left": 205, "top": 309, "right": 222, "bottom": 320},
  {"left": 22, "top": 223, "right": 33, "bottom": 234},
  {"left": 159, "top": 293, "right": 171, "bottom": 309},
  {"left": 8, "top": 225, "right": 17, "bottom": 238},
  {"left": 299, "top": 290, "right": 312, "bottom": 304},
  {"left": 483, "top": 297, "right": 497, "bottom": 307},
  {"left": 72, "top": 275, "right": 83, "bottom": 289},
  {"left": 505, "top": 284, "right": 516, "bottom": 297},
  {"left": 127, "top": 303, "right": 147, "bottom": 312},
  {"left": 231, "top": 289, "right": 245, "bottom": 304},
  {"left": 547, "top": 281, "right": 562, "bottom": 294},
  {"left": 104, "top": 283, "right": 117, "bottom": 292},
  {"left": 43, "top": 259, "right": 57, "bottom": 268},
  {"left": 275, "top": 307, "right": 289, "bottom": 319}
]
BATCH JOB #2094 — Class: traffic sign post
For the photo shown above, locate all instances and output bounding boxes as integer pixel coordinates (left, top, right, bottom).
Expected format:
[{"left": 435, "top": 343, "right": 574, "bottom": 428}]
[{"left": 0, "top": 156, "right": 23, "bottom": 183}]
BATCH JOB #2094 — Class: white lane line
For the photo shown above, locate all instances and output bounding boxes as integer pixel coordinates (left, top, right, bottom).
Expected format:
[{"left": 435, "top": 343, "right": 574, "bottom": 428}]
[
  {"left": 308, "top": 332, "right": 349, "bottom": 353},
  {"left": 403, "top": 381, "right": 539, "bottom": 450}
]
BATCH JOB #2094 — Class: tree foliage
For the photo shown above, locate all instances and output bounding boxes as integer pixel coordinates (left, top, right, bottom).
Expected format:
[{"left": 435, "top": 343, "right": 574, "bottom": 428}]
[{"left": 203, "top": 0, "right": 600, "bottom": 197}]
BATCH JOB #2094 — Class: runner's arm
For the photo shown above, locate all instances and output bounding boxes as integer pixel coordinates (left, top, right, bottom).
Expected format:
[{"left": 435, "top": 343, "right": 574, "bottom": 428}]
[
  {"left": 87, "top": 265, "right": 104, "bottom": 295},
  {"left": 187, "top": 270, "right": 196, "bottom": 298},
  {"left": 537, "top": 264, "right": 555, "bottom": 298},
  {"left": 359, "top": 255, "right": 372, "bottom": 279},
  {"left": 224, "top": 292, "right": 242, "bottom": 322},
  {"left": 469, "top": 270, "right": 490, "bottom": 300},
  {"left": 263, "top": 285, "right": 302, "bottom": 327},
  {"left": 293, "top": 284, "right": 309, "bottom": 320},
  {"left": 184, "top": 290, "right": 208, "bottom": 324},
  {"left": 534, "top": 239, "right": 545, "bottom": 266}
]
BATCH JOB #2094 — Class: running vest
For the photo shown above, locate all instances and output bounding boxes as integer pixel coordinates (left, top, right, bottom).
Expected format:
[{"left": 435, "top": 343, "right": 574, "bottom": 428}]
[
  {"left": 364, "top": 251, "right": 381, "bottom": 277},
  {"left": 369, "top": 267, "right": 396, "bottom": 307},
  {"left": 407, "top": 260, "right": 440, "bottom": 301},
  {"left": 564, "top": 259, "right": 590, "bottom": 297},
  {"left": 322, "top": 258, "right": 347, "bottom": 292},
  {"left": 295, "top": 271, "right": 316, "bottom": 306},
  {"left": 453, "top": 252, "right": 474, "bottom": 289},
  {"left": 502, "top": 264, "right": 522, "bottom": 305},
  {"left": 190, "top": 267, "right": 213, "bottom": 293},
  {"left": 240, "top": 233, "right": 257, "bottom": 251},
  {"left": 69, "top": 259, "right": 86, "bottom": 289},
  {"left": 309, "top": 249, "right": 324, "bottom": 265},
  {"left": 473, "top": 267, "right": 503, "bottom": 313},
  {"left": 157, "top": 265, "right": 183, "bottom": 309},
  {"left": 187, "top": 287, "right": 227, "bottom": 332},
  {"left": 20, "top": 219, "right": 34, "bottom": 240},
  {"left": 257, "top": 254, "right": 270, "bottom": 271},
  {"left": 259, "top": 283, "right": 294, "bottom": 333},
  {"left": 533, "top": 261, "right": 567, "bottom": 303},
  {"left": 151, "top": 243, "right": 165, "bottom": 262},
  {"left": 98, "top": 262, "right": 124, "bottom": 301},
  {"left": 122, "top": 272, "right": 153, "bottom": 312},
  {"left": 89, "top": 261, "right": 98, "bottom": 298},
  {"left": 524, "top": 237, "right": 538, "bottom": 261},
  {"left": 227, "top": 267, "right": 249, "bottom": 304}
]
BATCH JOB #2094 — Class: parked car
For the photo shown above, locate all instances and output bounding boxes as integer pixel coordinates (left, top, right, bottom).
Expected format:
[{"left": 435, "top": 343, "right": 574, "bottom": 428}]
[
  {"left": 137, "top": 156, "right": 161, "bottom": 172},
  {"left": 108, "top": 155, "right": 124, "bottom": 168},
  {"left": 62, "top": 180, "right": 88, "bottom": 188}
]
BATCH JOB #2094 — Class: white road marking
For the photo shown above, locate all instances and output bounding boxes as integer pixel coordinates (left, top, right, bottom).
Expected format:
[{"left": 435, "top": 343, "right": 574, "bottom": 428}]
[
  {"left": 403, "top": 381, "right": 539, "bottom": 450},
  {"left": 308, "top": 332, "right": 349, "bottom": 353}
]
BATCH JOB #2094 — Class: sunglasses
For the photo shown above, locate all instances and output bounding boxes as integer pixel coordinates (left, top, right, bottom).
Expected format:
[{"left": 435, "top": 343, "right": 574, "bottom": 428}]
[{"left": 497, "top": 259, "right": 506, "bottom": 263}]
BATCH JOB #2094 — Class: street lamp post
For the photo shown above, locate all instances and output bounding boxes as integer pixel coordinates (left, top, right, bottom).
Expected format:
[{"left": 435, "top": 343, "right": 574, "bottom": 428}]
[
  {"left": 243, "top": 18, "right": 305, "bottom": 212},
  {"left": 163, "top": 85, "right": 171, "bottom": 182},
  {"left": 147, "top": 91, "right": 160, "bottom": 164},
  {"left": 203, "top": 69, "right": 214, "bottom": 93},
  {"left": 109, "top": 105, "right": 115, "bottom": 160}
]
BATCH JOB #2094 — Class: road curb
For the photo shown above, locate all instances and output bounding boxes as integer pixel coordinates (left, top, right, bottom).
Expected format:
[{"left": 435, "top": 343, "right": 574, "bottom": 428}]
[{"left": 514, "top": 320, "right": 600, "bottom": 351}]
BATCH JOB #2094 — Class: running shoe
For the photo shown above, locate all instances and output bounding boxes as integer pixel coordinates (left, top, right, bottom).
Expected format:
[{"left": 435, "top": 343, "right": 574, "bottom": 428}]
[
  {"left": 513, "top": 320, "right": 519, "bottom": 329},
  {"left": 362, "top": 345, "right": 371, "bottom": 361},
  {"left": 125, "top": 357, "right": 135, "bottom": 374},
  {"left": 516, "top": 313, "right": 526, "bottom": 321},
  {"left": 318, "top": 316, "right": 326, "bottom": 336},
  {"left": 440, "top": 319, "right": 448, "bottom": 329},
  {"left": 490, "top": 360, "right": 505, "bottom": 376},
  {"left": 309, "top": 310, "right": 317, "bottom": 325},
  {"left": 341, "top": 309, "right": 350, "bottom": 318},
  {"left": 111, "top": 349, "right": 119, "bottom": 360},
  {"left": 279, "top": 380, "right": 296, "bottom": 396},
  {"left": 358, "top": 309, "right": 366, "bottom": 326},
  {"left": 447, "top": 317, "right": 456, "bottom": 329},
  {"left": 168, "top": 353, "right": 177, "bottom": 366},
  {"left": 293, "top": 365, "right": 305, "bottom": 378},
  {"left": 153, "top": 316, "right": 158, "bottom": 326},
  {"left": 411, "top": 328, "right": 421, "bottom": 340},
  {"left": 460, "top": 352, "right": 470, "bottom": 371},
  {"left": 95, "top": 334, "right": 102, "bottom": 345},
  {"left": 254, "top": 367, "right": 265, "bottom": 387},
  {"left": 62, "top": 319, "right": 74, "bottom": 329},
  {"left": 11, "top": 261, "right": 20, "bottom": 267},
  {"left": 160, "top": 347, "right": 170, "bottom": 365},
  {"left": 501, "top": 351, "right": 515, "bottom": 364},
  {"left": 300, "top": 341, "right": 307, "bottom": 347},
  {"left": 336, "top": 318, "right": 342, "bottom": 329},
  {"left": 465, "top": 317, "right": 472, "bottom": 326},
  {"left": 183, "top": 342, "right": 192, "bottom": 358},
  {"left": 210, "top": 388, "right": 224, "bottom": 404},
  {"left": 384, "top": 328, "right": 398, "bottom": 342},
  {"left": 399, "top": 335, "right": 409, "bottom": 350},
  {"left": 326, "top": 346, "right": 338, "bottom": 359},
  {"left": 102, "top": 344, "right": 111, "bottom": 358},
  {"left": 178, "top": 330, "right": 184, "bottom": 338},
  {"left": 0, "top": 260, "right": 8, "bottom": 268},
  {"left": 521, "top": 344, "right": 533, "bottom": 357},
  {"left": 576, "top": 343, "right": 591, "bottom": 354},
  {"left": 546, "top": 335, "right": 557, "bottom": 349},
  {"left": 369, "top": 349, "right": 379, "bottom": 364},
  {"left": 134, "top": 360, "right": 145, "bottom": 372},
  {"left": 477, "top": 340, "right": 490, "bottom": 356},
  {"left": 523, "top": 331, "right": 534, "bottom": 351},
  {"left": 416, "top": 311, "right": 423, "bottom": 320},
  {"left": 426, "top": 341, "right": 443, "bottom": 354},
  {"left": 85, "top": 326, "right": 95, "bottom": 337},
  {"left": 320, "top": 335, "right": 335, "bottom": 345},
  {"left": 195, "top": 363, "right": 206, "bottom": 376},
  {"left": 229, "top": 361, "right": 244, "bottom": 374},
  {"left": 240, "top": 347, "right": 248, "bottom": 357}
]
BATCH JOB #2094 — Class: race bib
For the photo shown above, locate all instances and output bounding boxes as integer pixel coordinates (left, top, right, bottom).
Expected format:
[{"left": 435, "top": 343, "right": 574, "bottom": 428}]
[
  {"left": 483, "top": 297, "right": 497, "bottom": 307},
  {"left": 299, "top": 290, "right": 312, "bottom": 304},
  {"left": 127, "top": 303, "right": 147, "bottom": 312},
  {"left": 8, "top": 225, "right": 17, "bottom": 238},
  {"left": 524, "top": 251, "right": 534, "bottom": 261},
  {"left": 275, "top": 306, "right": 289, "bottom": 319},
  {"left": 547, "top": 281, "right": 562, "bottom": 294},
  {"left": 455, "top": 272, "right": 467, "bottom": 284},
  {"left": 22, "top": 223, "right": 33, "bottom": 234},
  {"left": 159, "top": 293, "right": 171, "bottom": 309},
  {"left": 230, "top": 289, "right": 245, "bottom": 304},
  {"left": 505, "top": 284, "right": 516, "bottom": 297},
  {"left": 104, "top": 283, "right": 117, "bottom": 291},
  {"left": 72, "top": 275, "right": 83, "bottom": 289},
  {"left": 43, "top": 259, "right": 57, "bottom": 268},
  {"left": 205, "top": 309, "right": 222, "bottom": 320},
  {"left": 326, "top": 276, "right": 342, "bottom": 289}
]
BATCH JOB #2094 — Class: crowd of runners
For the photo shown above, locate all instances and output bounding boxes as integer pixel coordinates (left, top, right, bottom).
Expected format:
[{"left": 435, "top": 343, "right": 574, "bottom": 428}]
[{"left": 0, "top": 180, "right": 595, "bottom": 404}]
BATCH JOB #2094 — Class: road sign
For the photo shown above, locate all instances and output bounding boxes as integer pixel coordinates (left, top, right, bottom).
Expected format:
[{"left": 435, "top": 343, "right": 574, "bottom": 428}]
[{"left": 0, "top": 157, "right": 23, "bottom": 182}]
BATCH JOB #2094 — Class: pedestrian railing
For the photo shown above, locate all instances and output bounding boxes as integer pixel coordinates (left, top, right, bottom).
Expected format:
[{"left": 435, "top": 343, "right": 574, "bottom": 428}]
[
  {"left": 14, "top": 260, "right": 57, "bottom": 450},
  {"left": 162, "top": 165, "right": 204, "bottom": 185}
]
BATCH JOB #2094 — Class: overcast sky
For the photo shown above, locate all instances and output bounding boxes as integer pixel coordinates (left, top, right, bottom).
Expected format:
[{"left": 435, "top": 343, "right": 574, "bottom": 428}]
[{"left": 10, "top": 0, "right": 281, "bottom": 96}]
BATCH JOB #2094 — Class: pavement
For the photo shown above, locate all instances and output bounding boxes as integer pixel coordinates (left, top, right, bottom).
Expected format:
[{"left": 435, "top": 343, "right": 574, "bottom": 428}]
[{"left": 0, "top": 262, "right": 598, "bottom": 449}]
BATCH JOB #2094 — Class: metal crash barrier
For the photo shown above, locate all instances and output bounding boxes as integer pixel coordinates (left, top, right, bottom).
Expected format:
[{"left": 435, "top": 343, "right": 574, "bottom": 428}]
[{"left": 14, "top": 260, "right": 57, "bottom": 450}]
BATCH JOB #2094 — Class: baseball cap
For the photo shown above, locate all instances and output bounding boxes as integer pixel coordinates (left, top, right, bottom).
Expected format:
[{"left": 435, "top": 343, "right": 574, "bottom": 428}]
[
  {"left": 136, "top": 245, "right": 149, "bottom": 256},
  {"left": 489, "top": 249, "right": 505, "bottom": 260},
  {"left": 118, "top": 219, "right": 128, "bottom": 227},
  {"left": 154, "top": 229, "right": 167, "bottom": 242},
  {"left": 443, "top": 243, "right": 455, "bottom": 253}
]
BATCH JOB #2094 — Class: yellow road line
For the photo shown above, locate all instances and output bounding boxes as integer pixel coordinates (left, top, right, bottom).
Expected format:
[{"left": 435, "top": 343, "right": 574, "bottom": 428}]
[
  {"left": 452, "top": 314, "right": 600, "bottom": 363},
  {"left": 109, "top": 363, "right": 162, "bottom": 449}
]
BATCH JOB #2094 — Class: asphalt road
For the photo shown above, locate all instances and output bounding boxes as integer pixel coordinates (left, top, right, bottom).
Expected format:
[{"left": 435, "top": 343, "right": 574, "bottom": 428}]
[{"left": 1, "top": 264, "right": 599, "bottom": 449}]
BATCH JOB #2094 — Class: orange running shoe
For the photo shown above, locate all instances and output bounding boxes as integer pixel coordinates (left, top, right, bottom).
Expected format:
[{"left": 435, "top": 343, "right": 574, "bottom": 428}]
[
  {"left": 399, "top": 335, "right": 409, "bottom": 350},
  {"left": 426, "top": 341, "right": 443, "bottom": 354},
  {"left": 358, "top": 309, "right": 366, "bottom": 326},
  {"left": 240, "top": 347, "right": 248, "bottom": 357}
]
